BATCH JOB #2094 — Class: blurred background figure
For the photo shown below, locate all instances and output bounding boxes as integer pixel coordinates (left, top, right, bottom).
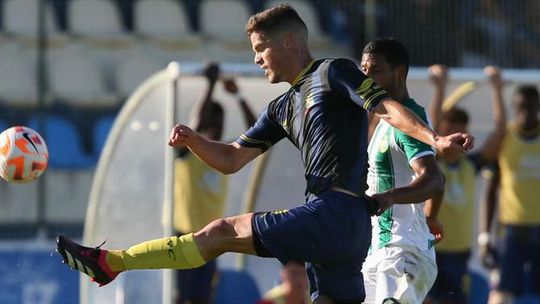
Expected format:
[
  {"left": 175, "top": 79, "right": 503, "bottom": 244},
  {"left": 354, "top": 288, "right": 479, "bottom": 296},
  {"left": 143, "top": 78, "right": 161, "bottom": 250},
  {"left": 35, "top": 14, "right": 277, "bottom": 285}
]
[
  {"left": 424, "top": 64, "right": 506, "bottom": 304},
  {"left": 173, "top": 61, "right": 256, "bottom": 304},
  {"left": 258, "top": 261, "right": 310, "bottom": 304},
  {"left": 479, "top": 84, "right": 540, "bottom": 304}
]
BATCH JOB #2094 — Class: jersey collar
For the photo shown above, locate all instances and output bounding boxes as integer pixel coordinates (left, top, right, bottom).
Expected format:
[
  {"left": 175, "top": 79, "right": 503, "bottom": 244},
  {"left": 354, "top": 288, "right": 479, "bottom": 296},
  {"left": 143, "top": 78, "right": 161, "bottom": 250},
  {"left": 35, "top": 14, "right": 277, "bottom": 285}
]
[{"left": 290, "top": 60, "right": 315, "bottom": 87}]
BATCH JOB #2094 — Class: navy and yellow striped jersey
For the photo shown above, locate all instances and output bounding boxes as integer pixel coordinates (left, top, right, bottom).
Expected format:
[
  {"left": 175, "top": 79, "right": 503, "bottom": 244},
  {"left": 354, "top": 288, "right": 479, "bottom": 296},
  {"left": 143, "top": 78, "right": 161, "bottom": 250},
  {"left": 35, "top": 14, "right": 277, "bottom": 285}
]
[{"left": 236, "top": 58, "right": 389, "bottom": 195}]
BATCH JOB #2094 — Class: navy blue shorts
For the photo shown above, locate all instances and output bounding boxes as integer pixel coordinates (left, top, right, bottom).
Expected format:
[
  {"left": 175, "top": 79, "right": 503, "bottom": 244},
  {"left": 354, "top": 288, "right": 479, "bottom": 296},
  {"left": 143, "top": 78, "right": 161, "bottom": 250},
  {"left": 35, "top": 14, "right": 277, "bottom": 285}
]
[
  {"left": 174, "top": 231, "right": 217, "bottom": 301},
  {"left": 251, "top": 190, "right": 372, "bottom": 302},
  {"left": 497, "top": 225, "right": 540, "bottom": 295},
  {"left": 428, "top": 250, "right": 470, "bottom": 302}
]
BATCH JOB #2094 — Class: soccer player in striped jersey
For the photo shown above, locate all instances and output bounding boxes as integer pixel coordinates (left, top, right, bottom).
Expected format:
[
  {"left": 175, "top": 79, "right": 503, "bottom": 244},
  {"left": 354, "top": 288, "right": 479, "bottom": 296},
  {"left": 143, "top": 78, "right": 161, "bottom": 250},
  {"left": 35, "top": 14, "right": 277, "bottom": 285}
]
[
  {"left": 359, "top": 38, "right": 444, "bottom": 304},
  {"left": 56, "top": 5, "right": 473, "bottom": 303}
]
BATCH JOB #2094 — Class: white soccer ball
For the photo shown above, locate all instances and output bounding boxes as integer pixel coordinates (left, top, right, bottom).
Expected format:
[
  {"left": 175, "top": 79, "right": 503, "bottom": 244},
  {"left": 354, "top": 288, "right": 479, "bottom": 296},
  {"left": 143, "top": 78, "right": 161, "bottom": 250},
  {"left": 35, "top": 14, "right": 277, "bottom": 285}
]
[{"left": 0, "top": 126, "right": 49, "bottom": 183}]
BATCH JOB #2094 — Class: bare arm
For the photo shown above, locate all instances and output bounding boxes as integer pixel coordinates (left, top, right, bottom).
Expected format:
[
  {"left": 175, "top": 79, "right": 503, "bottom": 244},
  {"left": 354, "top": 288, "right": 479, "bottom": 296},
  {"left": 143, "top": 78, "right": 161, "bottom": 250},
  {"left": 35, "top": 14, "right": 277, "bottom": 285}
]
[
  {"left": 479, "top": 66, "right": 507, "bottom": 162},
  {"left": 371, "top": 156, "right": 445, "bottom": 215},
  {"left": 428, "top": 64, "right": 448, "bottom": 133},
  {"left": 424, "top": 174, "right": 445, "bottom": 243},
  {"left": 168, "top": 124, "right": 262, "bottom": 174},
  {"left": 479, "top": 168, "right": 500, "bottom": 268},
  {"left": 223, "top": 78, "right": 257, "bottom": 128},
  {"left": 373, "top": 99, "right": 474, "bottom": 153},
  {"left": 188, "top": 62, "right": 220, "bottom": 129}
]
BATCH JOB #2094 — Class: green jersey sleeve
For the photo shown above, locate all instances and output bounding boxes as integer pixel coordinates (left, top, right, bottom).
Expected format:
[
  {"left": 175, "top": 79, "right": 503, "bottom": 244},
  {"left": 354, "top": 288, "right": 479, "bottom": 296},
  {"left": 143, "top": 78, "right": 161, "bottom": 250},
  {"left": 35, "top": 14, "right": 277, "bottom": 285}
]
[{"left": 394, "top": 100, "right": 435, "bottom": 165}]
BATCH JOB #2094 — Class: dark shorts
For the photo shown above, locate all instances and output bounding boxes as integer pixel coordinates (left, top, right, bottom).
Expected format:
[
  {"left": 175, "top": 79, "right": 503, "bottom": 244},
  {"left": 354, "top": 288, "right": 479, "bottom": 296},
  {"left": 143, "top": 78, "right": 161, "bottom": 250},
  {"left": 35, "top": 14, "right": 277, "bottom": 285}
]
[
  {"left": 251, "top": 190, "right": 372, "bottom": 302},
  {"left": 174, "top": 231, "right": 217, "bottom": 301},
  {"left": 497, "top": 225, "right": 540, "bottom": 295},
  {"left": 428, "top": 250, "right": 470, "bottom": 302}
]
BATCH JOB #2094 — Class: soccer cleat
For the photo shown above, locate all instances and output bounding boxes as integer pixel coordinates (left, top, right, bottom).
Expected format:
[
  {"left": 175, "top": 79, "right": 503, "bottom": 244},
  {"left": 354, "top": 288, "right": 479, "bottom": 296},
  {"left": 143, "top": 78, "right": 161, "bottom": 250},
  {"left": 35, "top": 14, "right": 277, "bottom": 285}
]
[{"left": 56, "top": 235, "right": 119, "bottom": 286}]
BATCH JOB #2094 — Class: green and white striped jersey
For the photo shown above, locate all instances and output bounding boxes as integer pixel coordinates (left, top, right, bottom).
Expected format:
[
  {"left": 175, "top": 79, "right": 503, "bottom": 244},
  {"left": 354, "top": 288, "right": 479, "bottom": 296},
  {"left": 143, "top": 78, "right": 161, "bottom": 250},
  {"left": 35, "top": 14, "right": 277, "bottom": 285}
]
[{"left": 366, "top": 99, "right": 436, "bottom": 257}]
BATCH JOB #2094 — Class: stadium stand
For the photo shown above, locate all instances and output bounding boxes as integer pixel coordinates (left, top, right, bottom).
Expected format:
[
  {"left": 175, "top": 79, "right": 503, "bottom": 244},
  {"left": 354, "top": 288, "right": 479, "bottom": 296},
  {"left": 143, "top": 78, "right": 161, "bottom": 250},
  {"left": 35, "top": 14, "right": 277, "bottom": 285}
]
[
  {"left": 68, "top": 0, "right": 136, "bottom": 85},
  {"left": 2, "top": 0, "right": 59, "bottom": 38},
  {"left": 47, "top": 43, "right": 118, "bottom": 108},
  {"left": 28, "top": 116, "right": 95, "bottom": 168},
  {"left": 68, "top": 0, "right": 125, "bottom": 38},
  {"left": 114, "top": 48, "right": 164, "bottom": 99},
  {"left": 200, "top": 0, "right": 253, "bottom": 62},
  {"left": 0, "top": 40, "right": 39, "bottom": 108},
  {"left": 92, "top": 115, "right": 115, "bottom": 159},
  {"left": 134, "top": 0, "right": 204, "bottom": 63},
  {"left": 0, "top": 119, "right": 7, "bottom": 131},
  {"left": 214, "top": 270, "right": 261, "bottom": 304}
]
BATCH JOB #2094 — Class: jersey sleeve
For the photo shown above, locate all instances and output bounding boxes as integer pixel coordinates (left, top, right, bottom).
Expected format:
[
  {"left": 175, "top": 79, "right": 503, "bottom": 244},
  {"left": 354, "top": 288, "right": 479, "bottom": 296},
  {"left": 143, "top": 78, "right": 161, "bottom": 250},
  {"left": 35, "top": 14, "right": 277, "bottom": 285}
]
[
  {"left": 235, "top": 106, "right": 286, "bottom": 152},
  {"left": 328, "top": 59, "right": 389, "bottom": 112},
  {"left": 394, "top": 107, "right": 435, "bottom": 165}
]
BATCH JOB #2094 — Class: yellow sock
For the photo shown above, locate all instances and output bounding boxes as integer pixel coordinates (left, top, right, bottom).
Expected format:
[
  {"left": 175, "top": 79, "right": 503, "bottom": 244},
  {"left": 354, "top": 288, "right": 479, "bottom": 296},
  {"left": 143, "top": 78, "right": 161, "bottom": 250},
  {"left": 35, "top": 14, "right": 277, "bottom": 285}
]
[
  {"left": 105, "top": 250, "right": 125, "bottom": 272},
  {"left": 121, "top": 233, "right": 206, "bottom": 270}
]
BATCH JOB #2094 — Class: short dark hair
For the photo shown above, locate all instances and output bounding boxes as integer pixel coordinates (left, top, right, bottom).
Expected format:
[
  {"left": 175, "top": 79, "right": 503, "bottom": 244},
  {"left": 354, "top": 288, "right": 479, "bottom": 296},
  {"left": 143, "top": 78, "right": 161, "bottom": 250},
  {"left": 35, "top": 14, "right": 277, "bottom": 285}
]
[
  {"left": 362, "top": 38, "right": 410, "bottom": 71},
  {"left": 515, "top": 85, "right": 539, "bottom": 102},
  {"left": 245, "top": 4, "right": 307, "bottom": 38},
  {"left": 442, "top": 107, "right": 469, "bottom": 125}
]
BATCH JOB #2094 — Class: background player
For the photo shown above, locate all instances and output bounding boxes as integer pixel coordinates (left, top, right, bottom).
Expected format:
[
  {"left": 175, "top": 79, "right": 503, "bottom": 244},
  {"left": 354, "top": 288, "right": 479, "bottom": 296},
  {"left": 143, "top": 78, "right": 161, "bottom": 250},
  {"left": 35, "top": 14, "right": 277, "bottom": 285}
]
[
  {"left": 57, "top": 5, "right": 473, "bottom": 303},
  {"left": 173, "top": 61, "right": 256, "bottom": 304},
  {"left": 258, "top": 261, "right": 310, "bottom": 304},
  {"left": 479, "top": 84, "right": 540, "bottom": 304},
  {"left": 360, "top": 38, "right": 444, "bottom": 304},
  {"left": 425, "top": 64, "right": 506, "bottom": 304}
]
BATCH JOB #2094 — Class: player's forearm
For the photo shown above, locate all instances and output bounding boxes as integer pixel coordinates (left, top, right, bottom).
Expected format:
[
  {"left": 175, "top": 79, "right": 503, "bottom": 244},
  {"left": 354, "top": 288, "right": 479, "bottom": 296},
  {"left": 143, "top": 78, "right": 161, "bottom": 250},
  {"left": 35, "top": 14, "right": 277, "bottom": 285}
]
[
  {"left": 186, "top": 135, "right": 242, "bottom": 174},
  {"left": 490, "top": 83, "right": 507, "bottom": 131},
  {"left": 429, "top": 85, "right": 445, "bottom": 132},
  {"left": 238, "top": 98, "right": 258, "bottom": 128},
  {"left": 376, "top": 99, "right": 438, "bottom": 147},
  {"left": 424, "top": 190, "right": 443, "bottom": 221},
  {"left": 384, "top": 170, "right": 444, "bottom": 205},
  {"left": 480, "top": 172, "right": 499, "bottom": 233}
]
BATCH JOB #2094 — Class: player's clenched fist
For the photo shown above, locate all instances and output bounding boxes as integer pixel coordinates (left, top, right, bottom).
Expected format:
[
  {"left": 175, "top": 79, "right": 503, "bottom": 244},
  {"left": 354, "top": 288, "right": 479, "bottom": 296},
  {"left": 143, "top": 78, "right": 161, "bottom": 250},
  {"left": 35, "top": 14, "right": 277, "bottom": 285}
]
[{"left": 168, "top": 124, "right": 195, "bottom": 147}]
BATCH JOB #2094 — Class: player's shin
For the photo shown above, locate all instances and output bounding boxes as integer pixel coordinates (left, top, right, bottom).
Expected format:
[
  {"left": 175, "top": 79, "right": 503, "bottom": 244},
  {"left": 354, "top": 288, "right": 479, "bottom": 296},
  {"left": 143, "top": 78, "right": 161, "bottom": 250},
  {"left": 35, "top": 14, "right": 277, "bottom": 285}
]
[{"left": 121, "top": 233, "right": 207, "bottom": 270}]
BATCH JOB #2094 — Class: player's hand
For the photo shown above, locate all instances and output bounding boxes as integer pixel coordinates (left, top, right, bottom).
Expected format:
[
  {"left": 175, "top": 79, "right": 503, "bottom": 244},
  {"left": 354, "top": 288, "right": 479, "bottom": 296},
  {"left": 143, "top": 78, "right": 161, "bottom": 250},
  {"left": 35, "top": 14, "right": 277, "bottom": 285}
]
[
  {"left": 223, "top": 78, "right": 239, "bottom": 94},
  {"left": 426, "top": 218, "right": 444, "bottom": 244},
  {"left": 479, "top": 244, "right": 497, "bottom": 269},
  {"left": 168, "top": 124, "right": 195, "bottom": 147},
  {"left": 484, "top": 66, "right": 503, "bottom": 88},
  {"left": 203, "top": 61, "right": 220, "bottom": 84},
  {"left": 435, "top": 132, "right": 474, "bottom": 154},
  {"left": 370, "top": 192, "right": 393, "bottom": 216},
  {"left": 428, "top": 64, "right": 448, "bottom": 88}
]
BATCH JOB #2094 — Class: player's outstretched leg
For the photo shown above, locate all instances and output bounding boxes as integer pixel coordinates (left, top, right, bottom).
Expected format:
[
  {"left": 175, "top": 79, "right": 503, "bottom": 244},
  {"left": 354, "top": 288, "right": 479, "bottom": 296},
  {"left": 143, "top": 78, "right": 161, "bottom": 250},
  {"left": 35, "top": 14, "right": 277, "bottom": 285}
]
[
  {"left": 56, "top": 213, "right": 255, "bottom": 287},
  {"left": 57, "top": 233, "right": 208, "bottom": 286},
  {"left": 56, "top": 235, "right": 120, "bottom": 286}
]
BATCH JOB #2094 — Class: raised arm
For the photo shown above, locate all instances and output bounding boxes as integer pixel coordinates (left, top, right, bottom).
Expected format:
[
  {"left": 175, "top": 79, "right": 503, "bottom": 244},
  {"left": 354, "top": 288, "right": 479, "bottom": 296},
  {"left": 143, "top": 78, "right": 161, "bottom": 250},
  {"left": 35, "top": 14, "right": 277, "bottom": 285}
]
[
  {"left": 371, "top": 156, "right": 444, "bottom": 215},
  {"left": 168, "top": 124, "right": 262, "bottom": 174},
  {"left": 427, "top": 64, "right": 448, "bottom": 133},
  {"left": 478, "top": 66, "right": 507, "bottom": 162},
  {"left": 373, "top": 99, "right": 474, "bottom": 154},
  {"left": 188, "top": 62, "right": 220, "bottom": 129},
  {"left": 222, "top": 78, "right": 257, "bottom": 128}
]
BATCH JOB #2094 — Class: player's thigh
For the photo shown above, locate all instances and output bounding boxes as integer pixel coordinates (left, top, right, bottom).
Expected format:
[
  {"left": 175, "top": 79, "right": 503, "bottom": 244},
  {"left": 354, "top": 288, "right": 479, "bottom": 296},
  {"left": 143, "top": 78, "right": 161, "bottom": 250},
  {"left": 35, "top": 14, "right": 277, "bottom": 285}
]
[
  {"left": 194, "top": 213, "right": 256, "bottom": 257},
  {"left": 375, "top": 250, "right": 437, "bottom": 304},
  {"left": 526, "top": 226, "right": 540, "bottom": 295},
  {"left": 497, "top": 225, "right": 527, "bottom": 293},
  {"left": 361, "top": 262, "right": 378, "bottom": 304}
]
